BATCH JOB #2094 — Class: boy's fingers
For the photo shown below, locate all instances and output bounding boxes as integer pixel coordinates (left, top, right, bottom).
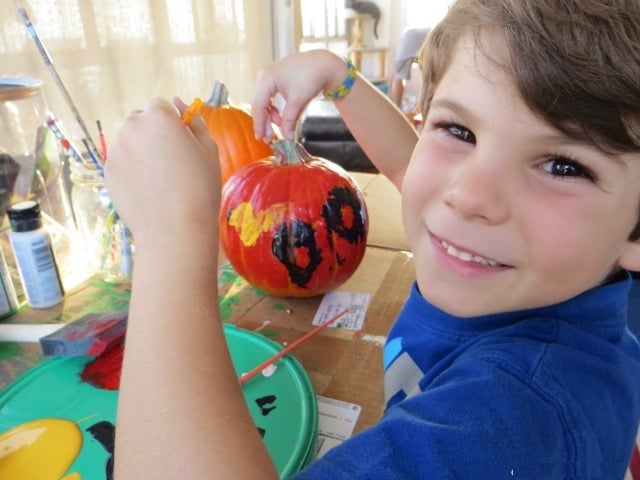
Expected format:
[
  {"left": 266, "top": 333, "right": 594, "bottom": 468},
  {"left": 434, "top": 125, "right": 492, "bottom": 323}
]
[
  {"left": 252, "top": 107, "right": 268, "bottom": 140},
  {"left": 170, "top": 96, "right": 214, "bottom": 146},
  {"left": 263, "top": 122, "right": 274, "bottom": 141},
  {"left": 173, "top": 97, "right": 188, "bottom": 113},
  {"left": 251, "top": 76, "right": 282, "bottom": 140},
  {"left": 280, "top": 103, "right": 305, "bottom": 139},
  {"left": 189, "top": 115, "right": 217, "bottom": 147}
]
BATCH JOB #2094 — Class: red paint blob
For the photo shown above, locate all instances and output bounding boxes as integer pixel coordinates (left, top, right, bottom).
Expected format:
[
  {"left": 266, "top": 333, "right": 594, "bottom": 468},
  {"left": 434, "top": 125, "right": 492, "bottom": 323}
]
[{"left": 80, "top": 341, "right": 124, "bottom": 390}]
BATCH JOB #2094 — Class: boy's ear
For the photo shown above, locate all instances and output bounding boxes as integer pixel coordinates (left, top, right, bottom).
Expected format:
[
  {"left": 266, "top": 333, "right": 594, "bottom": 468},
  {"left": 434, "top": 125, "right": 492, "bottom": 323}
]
[{"left": 618, "top": 240, "right": 640, "bottom": 272}]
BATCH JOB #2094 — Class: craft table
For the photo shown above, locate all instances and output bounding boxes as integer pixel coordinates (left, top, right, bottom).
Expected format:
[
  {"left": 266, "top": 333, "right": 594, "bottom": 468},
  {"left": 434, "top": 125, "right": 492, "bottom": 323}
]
[{"left": 0, "top": 172, "right": 412, "bottom": 435}]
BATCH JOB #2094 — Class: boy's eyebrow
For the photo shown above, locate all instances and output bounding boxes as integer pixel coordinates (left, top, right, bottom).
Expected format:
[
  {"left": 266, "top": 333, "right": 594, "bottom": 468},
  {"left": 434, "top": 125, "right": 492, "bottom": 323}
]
[{"left": 430, "top": 98, "right": 475, "bottom": 120}]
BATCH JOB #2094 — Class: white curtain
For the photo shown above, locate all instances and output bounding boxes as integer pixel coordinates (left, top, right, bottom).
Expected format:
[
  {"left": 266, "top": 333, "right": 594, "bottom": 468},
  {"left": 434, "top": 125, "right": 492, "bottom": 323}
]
[{"left": 0, "top": 0, "right": 273, "bottom": 146}]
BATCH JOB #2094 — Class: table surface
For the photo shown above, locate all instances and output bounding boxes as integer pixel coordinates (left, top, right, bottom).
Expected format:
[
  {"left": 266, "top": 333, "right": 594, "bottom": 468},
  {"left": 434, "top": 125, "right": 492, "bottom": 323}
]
[{"left": 0, "top": 172, "right": 413, "bottom": 435}]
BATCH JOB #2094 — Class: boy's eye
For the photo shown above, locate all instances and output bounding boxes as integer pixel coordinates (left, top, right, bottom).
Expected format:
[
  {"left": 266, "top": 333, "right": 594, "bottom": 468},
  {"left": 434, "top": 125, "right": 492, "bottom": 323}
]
[
  {"left": 541, "top": 157, "right": 595, "bottom": 181},
  {"left": 449, "top": 125, "right": 475, "bottom": 143}
]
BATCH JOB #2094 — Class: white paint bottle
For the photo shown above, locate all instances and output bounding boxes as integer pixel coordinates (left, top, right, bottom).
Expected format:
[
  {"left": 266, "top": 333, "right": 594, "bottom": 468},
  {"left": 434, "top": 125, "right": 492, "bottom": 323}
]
[{"left": 6, "top": 200, "right": 64, "bottom": 308}]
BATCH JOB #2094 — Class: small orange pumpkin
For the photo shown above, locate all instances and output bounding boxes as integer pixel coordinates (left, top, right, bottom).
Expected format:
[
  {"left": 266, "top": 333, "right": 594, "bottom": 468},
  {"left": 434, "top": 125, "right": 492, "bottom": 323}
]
[
  {"left": 198, "top": 80, "right": 274, "bottom": 185},
  {"left": 220, "top": 139, "right": 368, "bottom": 298}
]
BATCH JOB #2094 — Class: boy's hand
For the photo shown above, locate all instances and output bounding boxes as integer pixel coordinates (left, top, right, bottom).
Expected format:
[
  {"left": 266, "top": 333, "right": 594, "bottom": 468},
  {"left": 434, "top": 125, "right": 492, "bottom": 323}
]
[
  {"left": 251, "top": 50, "right": 348, "bottom": 140},
  {"left": 105, "top": 97, "right": 221, "bottom": 250}
]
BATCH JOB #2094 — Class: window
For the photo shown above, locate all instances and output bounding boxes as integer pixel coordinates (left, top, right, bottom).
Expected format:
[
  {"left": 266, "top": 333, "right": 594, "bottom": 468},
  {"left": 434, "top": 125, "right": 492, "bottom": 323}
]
[
  {"left": 0, "top": 0, "right": 271, "bottom": 143},
  {"left": 297, "top": 0, "right": 348, "bottom": 56},
  {"left": 405, "top": 0, "right": 450, "bottom": 27}
]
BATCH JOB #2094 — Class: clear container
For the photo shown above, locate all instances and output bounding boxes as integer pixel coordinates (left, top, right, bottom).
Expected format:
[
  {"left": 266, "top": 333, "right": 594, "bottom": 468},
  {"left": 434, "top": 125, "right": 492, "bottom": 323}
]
[
  {"left": 0, "top": 77, "right": 86, "bottom": 291},
  {"left": 70, "top": 161, "right": 134, "bottom": 283},
  {"left": 0, "top": 248, "right": 18, "bottom": 317}
]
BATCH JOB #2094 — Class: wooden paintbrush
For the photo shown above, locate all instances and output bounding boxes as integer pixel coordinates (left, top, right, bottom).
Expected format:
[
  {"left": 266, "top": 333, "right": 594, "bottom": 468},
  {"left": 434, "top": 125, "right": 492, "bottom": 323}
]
[{"left": 239, "top": 308, "right": 349, "bottom": 385}]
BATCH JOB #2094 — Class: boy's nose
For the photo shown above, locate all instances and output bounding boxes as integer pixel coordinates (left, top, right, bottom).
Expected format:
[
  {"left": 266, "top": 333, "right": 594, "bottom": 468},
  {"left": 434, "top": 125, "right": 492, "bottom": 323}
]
[{"left": 441, "top": 158, "right": 510, "bottom": 224}]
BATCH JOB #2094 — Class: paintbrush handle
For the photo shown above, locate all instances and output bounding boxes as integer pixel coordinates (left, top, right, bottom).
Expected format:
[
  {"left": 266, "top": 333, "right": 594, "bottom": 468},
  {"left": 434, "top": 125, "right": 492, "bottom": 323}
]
[
  {"left": 0, "top": 323, "right": 64, "bottom": 343},
  {"left": 182, "top": 98, "right": 204, "bottom": 125},
  {"left": 239, "top": 308, "right": 349, "bottom": 385},
  {"left": 17, "top": 7, "right": 102, "bottom": 161}
]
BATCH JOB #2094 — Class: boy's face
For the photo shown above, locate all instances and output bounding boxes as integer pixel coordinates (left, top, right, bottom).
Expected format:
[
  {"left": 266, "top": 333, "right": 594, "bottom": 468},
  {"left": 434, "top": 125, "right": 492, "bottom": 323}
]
[{"left": 402, "top": 33, "right": 640, "bottom": 317}]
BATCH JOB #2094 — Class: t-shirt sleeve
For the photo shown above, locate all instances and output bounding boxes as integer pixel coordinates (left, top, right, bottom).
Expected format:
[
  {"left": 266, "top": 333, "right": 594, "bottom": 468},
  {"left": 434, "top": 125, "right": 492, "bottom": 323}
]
[{"left": 290, "top": 355, "right": 575, "bottom": 480}]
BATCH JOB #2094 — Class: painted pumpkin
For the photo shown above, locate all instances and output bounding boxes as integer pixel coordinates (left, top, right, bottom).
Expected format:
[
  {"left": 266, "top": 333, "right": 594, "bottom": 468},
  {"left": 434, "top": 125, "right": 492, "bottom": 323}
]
[
  {"left": 198, "top": 80, "right": 274, "bottom": 185},
  {"left": 220, "top": 139, "right": 368, "bottom": 297}
]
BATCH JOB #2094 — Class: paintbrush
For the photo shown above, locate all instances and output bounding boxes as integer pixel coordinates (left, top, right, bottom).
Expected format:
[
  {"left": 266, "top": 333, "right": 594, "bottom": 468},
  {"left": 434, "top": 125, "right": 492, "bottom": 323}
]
[
  {"left": 96, "top": 120, "right": 107, "bottom": 162},
  {"left": 0, "top": 323, "right": 66, "bottom": 343},
  {"left": 17, "top": 7, "right": 103, "bottom": 165},
  {"left": 239, "top": 308, "right": 349, "bottom": 385},
  {"left": 181, "top": 97, "right": 204, "bottom": 125},
  {"left": 46, "top": 116, "right": 84, "bottom": 164}
]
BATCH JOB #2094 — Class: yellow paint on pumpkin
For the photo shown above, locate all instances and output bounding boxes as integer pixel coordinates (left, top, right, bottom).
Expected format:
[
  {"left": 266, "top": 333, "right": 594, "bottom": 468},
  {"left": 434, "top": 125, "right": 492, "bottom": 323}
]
[
  {"left": 0, "top": 418, "right": 83, "bottom": 480},
  {"left": 228, "top": 202, "right": 288, "bottom": 246}
]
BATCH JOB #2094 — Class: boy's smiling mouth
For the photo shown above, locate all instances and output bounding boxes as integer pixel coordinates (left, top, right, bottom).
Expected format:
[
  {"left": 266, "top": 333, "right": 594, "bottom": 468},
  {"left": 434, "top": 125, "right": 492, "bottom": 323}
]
[
  {"left": 433, "top": 235, "right": 508, "bottom": 268},
  {"left": 439, "top": 239, "right": 503, "bottom": 266}
]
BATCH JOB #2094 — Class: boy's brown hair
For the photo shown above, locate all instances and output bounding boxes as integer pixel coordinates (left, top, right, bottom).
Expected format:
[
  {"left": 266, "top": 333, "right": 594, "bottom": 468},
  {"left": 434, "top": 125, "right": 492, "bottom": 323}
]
[{"left": 419, "top": 0, "right": 640, "bottom": 238}]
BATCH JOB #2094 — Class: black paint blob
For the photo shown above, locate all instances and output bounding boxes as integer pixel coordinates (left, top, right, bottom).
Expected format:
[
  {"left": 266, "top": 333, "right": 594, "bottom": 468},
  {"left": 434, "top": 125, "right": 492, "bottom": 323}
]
[
  {"left": 87, "top": 420, "right": 115, "bottom": 480},
  {"left": 255, "top": 394, "right": 278, "bottom": 416},
  {"left": 321, "top": 186, "right": 365, "bottom": 244},
  {"left": 272, "top": 220, "right": 323, "bottom": 288}
]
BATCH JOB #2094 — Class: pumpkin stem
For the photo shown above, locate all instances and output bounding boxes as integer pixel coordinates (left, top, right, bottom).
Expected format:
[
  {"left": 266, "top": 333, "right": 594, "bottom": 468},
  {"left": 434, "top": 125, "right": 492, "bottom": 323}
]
[
  {"left": 206, "top": 80, "right": 230, "bottom": 107},
  {"left": 271, "top": 139, "right": 312, "bottom": 166}
]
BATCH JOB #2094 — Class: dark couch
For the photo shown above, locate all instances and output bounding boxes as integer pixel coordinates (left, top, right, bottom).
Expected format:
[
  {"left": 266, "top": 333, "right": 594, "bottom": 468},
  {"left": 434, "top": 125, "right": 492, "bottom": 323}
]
[{"left": 300, "top": 98, "right": 376, "bottom": 172}]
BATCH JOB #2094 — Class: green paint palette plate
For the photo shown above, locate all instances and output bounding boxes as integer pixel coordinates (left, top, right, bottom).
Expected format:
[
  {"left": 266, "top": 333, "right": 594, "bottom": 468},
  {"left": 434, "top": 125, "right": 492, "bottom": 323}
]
[
  {"left": 0, "top": 324, "right": 318, "bottom": 479},
  {"left": 225, "top": 324, "right": 319, "bottom": 476}
]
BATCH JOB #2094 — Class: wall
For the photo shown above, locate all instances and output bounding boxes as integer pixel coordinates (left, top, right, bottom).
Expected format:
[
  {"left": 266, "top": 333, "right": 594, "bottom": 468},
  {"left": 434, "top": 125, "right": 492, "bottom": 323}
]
[
  {"left": 270, "top": 0, "right": 434, "bottom": 80},
  {"left": 271, "top": 0, "right": 298, "bottom": 60}
]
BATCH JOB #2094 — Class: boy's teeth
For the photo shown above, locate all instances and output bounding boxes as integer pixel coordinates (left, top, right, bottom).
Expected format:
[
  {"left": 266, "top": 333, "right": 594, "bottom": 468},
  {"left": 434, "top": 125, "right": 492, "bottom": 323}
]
[{"left": 441, "top": 240, "right": 499, "bottom": 266}]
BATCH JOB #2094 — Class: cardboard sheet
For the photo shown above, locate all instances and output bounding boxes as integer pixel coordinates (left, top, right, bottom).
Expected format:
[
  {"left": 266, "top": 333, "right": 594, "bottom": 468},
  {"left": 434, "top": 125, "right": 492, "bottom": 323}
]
[{"left": 351, "top": 172, "right": 409, "bottom": 252}]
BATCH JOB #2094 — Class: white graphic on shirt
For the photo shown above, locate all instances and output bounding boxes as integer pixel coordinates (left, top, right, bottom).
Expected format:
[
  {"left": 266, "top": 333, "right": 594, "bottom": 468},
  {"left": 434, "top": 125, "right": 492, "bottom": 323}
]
[{"left": 384, "top": 351, "right": 425, "bottom": 404}]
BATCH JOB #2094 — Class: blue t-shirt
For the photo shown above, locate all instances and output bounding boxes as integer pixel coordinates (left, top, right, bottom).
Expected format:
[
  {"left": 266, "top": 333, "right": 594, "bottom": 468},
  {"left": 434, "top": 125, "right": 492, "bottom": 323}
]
[{"left": 293, "top": 274, "right": 640, "bottom": 479}]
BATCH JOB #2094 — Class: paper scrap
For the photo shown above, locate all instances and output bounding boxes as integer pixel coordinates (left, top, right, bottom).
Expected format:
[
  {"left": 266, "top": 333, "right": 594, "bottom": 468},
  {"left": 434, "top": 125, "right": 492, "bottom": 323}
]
[
  {"left": 313, "top": 395, "right": 362, "bottom": 459},
  {"left": 312, "top": 291, "right": 370, "bottom": 331}
]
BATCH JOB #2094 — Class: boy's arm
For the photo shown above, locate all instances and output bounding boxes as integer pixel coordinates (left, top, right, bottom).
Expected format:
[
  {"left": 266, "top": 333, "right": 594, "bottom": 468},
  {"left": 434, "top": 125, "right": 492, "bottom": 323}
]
[
  {"left": 252, "top": 50, "right": 419, "bottom": 190},
  {"left": 331, "top": 67, "right": 419, "bottom": 189},
  {"left": 115, "top": 232, "right": 278, "bottom": 479},
  {"left": 106, "top": 99, "right": 278, "bottom": 479}
]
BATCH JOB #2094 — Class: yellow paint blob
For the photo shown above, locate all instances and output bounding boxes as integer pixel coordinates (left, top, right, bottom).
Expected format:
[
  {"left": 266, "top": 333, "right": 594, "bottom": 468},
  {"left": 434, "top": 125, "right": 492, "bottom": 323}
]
[
  {"left": 0, "top": 418, "right": 83, "bottom": 480},
  {"left": 228, "top": 202, "right": 287, "bottom": 246},
  {"left": 61, "top": 473, "right": 82, "bottom": 480}
]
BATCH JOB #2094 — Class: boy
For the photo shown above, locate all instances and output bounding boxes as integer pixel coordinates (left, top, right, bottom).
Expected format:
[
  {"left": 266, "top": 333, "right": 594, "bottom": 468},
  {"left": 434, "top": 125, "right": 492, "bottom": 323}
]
[{"left": 108, "top": 0, "right": 640, "bottom": 478}]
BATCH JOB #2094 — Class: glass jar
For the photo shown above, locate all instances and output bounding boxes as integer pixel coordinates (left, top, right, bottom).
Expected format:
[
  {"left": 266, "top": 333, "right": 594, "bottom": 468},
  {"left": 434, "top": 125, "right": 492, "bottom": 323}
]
[
  {"left": 70, "top": 161, "right": 134, "bottom": 283},
  {"left": 0, "top": 77, "right": 85, "bottom": 290}
]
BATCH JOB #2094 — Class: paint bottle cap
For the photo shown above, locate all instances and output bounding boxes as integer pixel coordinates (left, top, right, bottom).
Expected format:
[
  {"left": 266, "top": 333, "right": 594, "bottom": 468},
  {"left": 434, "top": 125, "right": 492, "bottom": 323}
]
[{"left": 7, "top": 200, "right": 42, "bottom": 232}]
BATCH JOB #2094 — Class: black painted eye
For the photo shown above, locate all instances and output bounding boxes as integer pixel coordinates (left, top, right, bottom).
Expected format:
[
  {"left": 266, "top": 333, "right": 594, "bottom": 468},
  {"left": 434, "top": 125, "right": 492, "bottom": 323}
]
[{"left": 271, "top": 220, "right": 322, "bottom": 288}]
